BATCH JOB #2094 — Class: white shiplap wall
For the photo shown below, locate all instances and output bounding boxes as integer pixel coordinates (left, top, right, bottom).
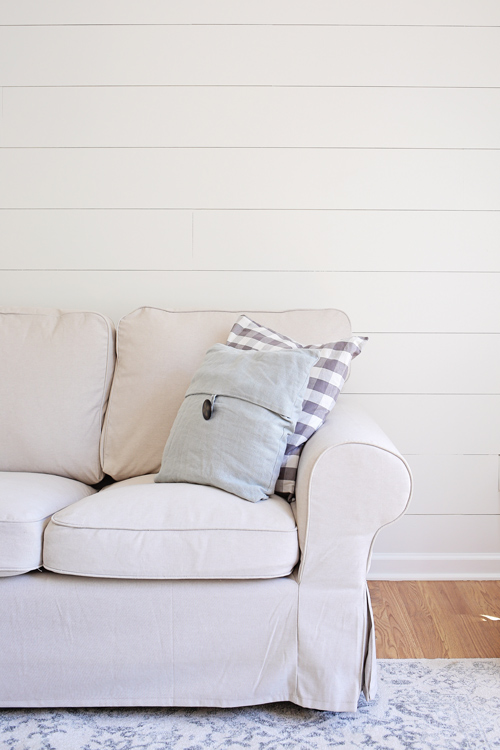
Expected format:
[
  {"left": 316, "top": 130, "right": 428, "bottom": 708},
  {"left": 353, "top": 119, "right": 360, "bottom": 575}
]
[{"left": 1, "top": 1, "right": 499, "bottom": 578}]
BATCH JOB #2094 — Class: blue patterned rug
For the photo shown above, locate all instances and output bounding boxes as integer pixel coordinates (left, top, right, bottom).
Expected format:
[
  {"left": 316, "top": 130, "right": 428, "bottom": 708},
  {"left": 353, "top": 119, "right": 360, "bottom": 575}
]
[{"left": 1, "top": 660, "right": 499, "bottom": 749}]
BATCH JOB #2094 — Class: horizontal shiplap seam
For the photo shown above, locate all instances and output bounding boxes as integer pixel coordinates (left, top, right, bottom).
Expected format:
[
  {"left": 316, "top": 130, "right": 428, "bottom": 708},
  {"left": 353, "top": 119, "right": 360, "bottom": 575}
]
[
  {"left": 342, "top": 394, "right": 500, "bottom": 397},
  {"left": 1, "top": 208, "right": 499, "bottom": 212},
  {"left": 1, "top": 24, "right": 500, "bottom": 28},
  {"left": 2, "top": 269, "right": 500, "bottom": 274},
  {"left": 2, "top": 146, "right": 500, "bottom": 150},
  {"left": 352, "top": 332, "right": 500, "bottom": 335},
  {"left": 346, "top": 396, "right": 500, "bottom": 399},
  {"left": 4, "top": 85, "right": 500, "bottom": 90},
  {"left": 1, "top": 209, "right": 499, "bottom": 214}
]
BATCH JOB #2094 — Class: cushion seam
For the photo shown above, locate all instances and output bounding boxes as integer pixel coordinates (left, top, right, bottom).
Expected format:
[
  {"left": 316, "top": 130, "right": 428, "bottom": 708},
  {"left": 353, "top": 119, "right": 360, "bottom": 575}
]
[
  {"left": 43, "top": 564, "right": 296, "bottom": 579},
  {"left": 49, "top": 521, "right": 298, "bottom": 532},
  {"left": 0, "top": 514, "right": 52, "bottom": 524}
]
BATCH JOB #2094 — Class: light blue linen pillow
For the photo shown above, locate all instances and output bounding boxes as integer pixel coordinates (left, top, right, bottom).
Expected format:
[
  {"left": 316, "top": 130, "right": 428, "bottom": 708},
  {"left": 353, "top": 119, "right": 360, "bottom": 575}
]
[{"left": 155, "top": 343, "right": 319, "bottom": 502}]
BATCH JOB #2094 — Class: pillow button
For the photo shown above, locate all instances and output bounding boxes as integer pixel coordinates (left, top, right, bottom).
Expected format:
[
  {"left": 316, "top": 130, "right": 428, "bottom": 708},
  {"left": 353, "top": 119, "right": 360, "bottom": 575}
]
[{"left": 202, "top": 395, "right": 217, "bottom": 420}]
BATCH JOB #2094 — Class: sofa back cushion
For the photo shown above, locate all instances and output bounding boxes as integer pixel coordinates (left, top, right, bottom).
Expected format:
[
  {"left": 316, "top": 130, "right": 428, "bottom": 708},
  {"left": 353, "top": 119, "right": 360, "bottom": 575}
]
[
  {"left": 101, "top": 307, "right": 351, "bottom": 481},
  {"left": 0, "top": 308, "right": 115, "bottom": 484}
]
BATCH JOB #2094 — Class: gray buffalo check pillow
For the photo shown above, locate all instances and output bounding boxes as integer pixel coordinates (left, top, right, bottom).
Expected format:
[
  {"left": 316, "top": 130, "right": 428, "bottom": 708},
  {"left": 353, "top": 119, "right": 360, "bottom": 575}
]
[{"left": 227, "top": 315, "right": 367, "bottom": 498}]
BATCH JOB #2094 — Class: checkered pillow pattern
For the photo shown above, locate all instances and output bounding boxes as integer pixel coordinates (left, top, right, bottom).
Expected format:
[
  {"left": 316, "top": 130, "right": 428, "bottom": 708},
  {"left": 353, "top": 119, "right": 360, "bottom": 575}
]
[{"left": 227, "top": 315, "right": 367, "bottom": 498}]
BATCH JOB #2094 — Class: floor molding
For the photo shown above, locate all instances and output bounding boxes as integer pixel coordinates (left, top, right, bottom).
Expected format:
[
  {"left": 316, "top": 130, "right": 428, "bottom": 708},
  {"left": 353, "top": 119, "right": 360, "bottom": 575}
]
[{"left": 368, "top": 552, "right": 500, "bottom": 580}]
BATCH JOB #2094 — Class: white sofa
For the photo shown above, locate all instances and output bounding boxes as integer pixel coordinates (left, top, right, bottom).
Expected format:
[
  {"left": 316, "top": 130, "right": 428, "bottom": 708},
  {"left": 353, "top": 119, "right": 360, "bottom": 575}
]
[{"left": 0, "top": 306, "right": 412, "bottom": 712}]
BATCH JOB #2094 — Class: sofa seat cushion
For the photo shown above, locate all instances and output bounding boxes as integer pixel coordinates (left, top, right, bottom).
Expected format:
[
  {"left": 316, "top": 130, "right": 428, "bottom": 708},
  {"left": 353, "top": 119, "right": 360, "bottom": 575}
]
[
  {"left": 43, "top": 475, "right": 299, "bottom": 579},
  {"left": 0, "top": 472, "right": 95, "bottom": 577}
]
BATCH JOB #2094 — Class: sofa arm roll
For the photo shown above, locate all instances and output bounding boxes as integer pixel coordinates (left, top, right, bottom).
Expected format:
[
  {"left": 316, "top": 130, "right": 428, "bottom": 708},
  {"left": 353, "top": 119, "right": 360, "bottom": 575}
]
[{"left": 294, "top": 397, "right": 413, "bottom": 584}]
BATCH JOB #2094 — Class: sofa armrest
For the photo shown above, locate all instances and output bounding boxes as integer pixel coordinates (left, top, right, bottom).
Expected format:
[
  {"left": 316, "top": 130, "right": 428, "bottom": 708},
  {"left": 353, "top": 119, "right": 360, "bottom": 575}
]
[{"left": 294, "top": 396, "right": 413, "bottom": 584}]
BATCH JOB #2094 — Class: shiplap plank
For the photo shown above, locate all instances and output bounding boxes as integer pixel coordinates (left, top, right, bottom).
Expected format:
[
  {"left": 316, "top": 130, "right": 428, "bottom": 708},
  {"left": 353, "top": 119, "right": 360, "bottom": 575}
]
[
  {"left": 2, "top": 1, "right": 500, "bottom": 26},
  {"left": 402, "top": 455, "right": 500, "bottom": 515},
  {"left": 344, "top": 334, "right": 500, "bottom": 395},
  {"left": 2, "top": 209, "right": 499, "bottom": 273},
  {"left": 4, "top": 87, "right": 500, "bottom": 149},
  {"left": 0, "top": 271, "right": 499, "bottom": 334},
  {"left": 194, "top": 210, "right": 500, "bottom": 272},
  {"left": 1, "top": 26, "right": 499, "bottom": 86},
  {"left": 345, "top": 394, "right": 500, "bottom": 454},
  {"left": 373, "top": 515, "right": 500, "bottom": 554},
  {"left": 0, "top": 214, "right": 495, "bottom": 391},
  {"left": 0, "top": 210, "right": 193, "bottom": 269},
  {"left": 2, "top": 211, "right": 498, "bottom": 389},
  {"left": 2, "top": 149, "right": 500, "bottom": 210}
]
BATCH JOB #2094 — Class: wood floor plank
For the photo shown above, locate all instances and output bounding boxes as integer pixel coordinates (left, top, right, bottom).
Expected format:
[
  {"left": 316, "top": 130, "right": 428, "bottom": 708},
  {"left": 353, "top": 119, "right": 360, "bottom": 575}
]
[
  {"left": 368, "top": 580, "right": 500, "bottom": 659},
  {"left": 458, "top": 615, "right": 500, "bottom": 658},
  {"left": 371, "top": 605, "right": 404, "bottom": 659},
  {"left": 420, "top": 581, "right": 483, "bottom": 657},
  {"left": 401, "top": 581, "right": 451, "bottom": 658},
  {"left": 456, "top": 580, "right": 500, "bottom": 617},
  {"left": 431, "top": 580, "right": 472, "bottom": 615},
  {"left": 368, "top": 581, "right": 424, "bottom": 659}
]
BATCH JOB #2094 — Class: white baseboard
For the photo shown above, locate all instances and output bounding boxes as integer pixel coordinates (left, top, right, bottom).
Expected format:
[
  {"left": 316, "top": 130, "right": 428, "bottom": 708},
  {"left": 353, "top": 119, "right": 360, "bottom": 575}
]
[{"left": 368, "top": 553, "right": 500, "bottom": 580}]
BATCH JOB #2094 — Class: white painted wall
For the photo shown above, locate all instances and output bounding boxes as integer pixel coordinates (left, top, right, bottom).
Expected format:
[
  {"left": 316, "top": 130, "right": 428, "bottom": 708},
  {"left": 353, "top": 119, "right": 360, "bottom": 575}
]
[{"left": 1, "top": 1, "right": 499, "bottom": 578}]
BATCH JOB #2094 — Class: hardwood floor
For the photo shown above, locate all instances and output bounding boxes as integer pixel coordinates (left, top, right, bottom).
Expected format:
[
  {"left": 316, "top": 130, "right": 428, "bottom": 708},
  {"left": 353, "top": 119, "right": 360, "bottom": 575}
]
[{"left": 368, "top": 580, "right": 500, "bottom": 658}]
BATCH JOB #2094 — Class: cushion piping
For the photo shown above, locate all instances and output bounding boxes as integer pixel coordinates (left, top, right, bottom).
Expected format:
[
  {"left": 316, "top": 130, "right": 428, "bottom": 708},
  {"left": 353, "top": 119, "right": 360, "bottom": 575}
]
[
  {"left": 49, "top": 518, "right": 298, "bottom": 533},
  {"left": 43, "top": 564, "right": 297, "bottom": 580},
  {"left": 0, "top": 513, "right": 53, "bottom": 525}
]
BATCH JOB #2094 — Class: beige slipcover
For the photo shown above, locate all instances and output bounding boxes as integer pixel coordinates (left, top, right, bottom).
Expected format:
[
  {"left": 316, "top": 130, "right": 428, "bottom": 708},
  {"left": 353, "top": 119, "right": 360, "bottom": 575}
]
[
  {"left": 43, "top": 475, "right": 299, "bottom": 579},
  {"left": 1, "top": 570, "right": 298, "bottom": 708},
  {"left": 0, "top": 472, "right": 95, "bottom": 577},
  {"left": 1, "top": 400, "right": 411, "bottom": 711},
  {"left": 0, "top": 307, "right": 115, "bottom": 484},
  {"left": 0, "top": 306, "right": 412, "bottom": 712}
]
